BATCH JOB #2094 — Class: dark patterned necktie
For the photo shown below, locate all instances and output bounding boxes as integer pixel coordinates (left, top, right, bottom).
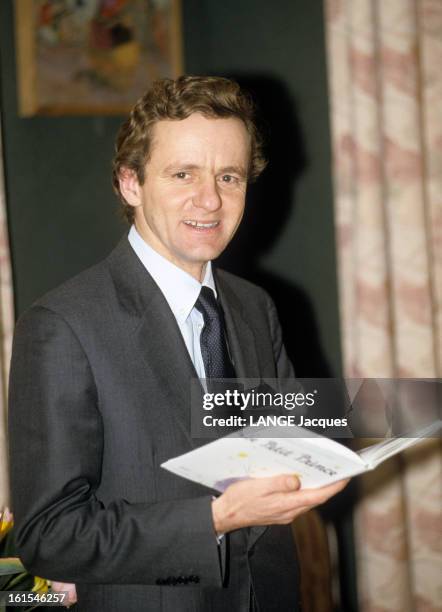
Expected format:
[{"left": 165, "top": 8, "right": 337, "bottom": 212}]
[{"left": 195, "top": 286, "right": 235, "bottom": 379}]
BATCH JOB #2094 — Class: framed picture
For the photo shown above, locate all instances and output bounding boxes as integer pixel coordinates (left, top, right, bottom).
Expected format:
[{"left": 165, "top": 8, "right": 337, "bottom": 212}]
[{"left": 14, "top": 0, "right": 183, "bottom": 116}]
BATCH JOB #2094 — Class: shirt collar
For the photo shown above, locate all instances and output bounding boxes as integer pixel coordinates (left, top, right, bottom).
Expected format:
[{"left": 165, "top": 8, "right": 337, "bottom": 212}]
[{"left": 128, "top": 225, "right": 217, "bottom": 323}]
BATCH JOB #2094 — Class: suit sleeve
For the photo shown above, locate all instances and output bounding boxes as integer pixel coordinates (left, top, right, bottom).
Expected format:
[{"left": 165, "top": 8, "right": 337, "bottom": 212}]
[{"left": 8, "top": 306, "right": 222, "bottom": 586}]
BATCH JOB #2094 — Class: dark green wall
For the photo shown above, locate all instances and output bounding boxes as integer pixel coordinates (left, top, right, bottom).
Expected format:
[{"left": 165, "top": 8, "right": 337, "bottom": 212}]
[
  {"left": 0, "top": 0, "right": 341, "bottom": 376},
  {"left": 182, "top": 1, "right": 342, "bottom": 377}
]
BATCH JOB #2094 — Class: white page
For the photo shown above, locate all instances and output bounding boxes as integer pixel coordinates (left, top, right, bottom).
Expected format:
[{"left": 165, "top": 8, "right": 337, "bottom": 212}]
[
  {"left": 162, "top": 429, "right": 367, "bottom": 490},
  {"left": 357, "top": 420, "right": 442, "bottom": 467},
  {"left": 162, "top": 422, "right": 441, "bottom": 490}
]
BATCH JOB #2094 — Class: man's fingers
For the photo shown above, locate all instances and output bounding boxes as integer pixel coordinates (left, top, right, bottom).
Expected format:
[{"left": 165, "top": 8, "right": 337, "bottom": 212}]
[
  {"left": 49, "top": 582, "right": 77, "bottom": 607},
  {"left": 217, "top": 475, "right": 350, "bottom": 532},
  {"left": 313, "top": 478, "right": 350, "bottom": 496},
  {"left": 285, "top": 477, "right": 350, "bottom": 508}
]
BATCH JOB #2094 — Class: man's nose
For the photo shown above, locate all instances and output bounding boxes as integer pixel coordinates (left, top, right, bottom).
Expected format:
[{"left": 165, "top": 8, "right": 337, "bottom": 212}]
[{"left": 193, "top": 177, "right": 222, "bottom": 211}]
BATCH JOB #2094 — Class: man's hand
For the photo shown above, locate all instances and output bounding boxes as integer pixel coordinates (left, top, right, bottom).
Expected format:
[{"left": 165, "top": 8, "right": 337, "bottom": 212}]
[
  {"left": 211, "top": 475, "right": 349, "bottom": 534},
  {"left": 49, "top": 582, "right": 77, "bottom": 608}
]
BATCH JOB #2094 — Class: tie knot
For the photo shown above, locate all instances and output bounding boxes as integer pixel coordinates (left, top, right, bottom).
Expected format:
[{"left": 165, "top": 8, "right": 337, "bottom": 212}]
[{"left": 195, "top": 286, "right": 219, "bottom": 322}]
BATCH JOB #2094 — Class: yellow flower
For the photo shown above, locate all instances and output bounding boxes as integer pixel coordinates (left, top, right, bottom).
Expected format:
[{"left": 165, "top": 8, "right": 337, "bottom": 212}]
[
  {"left": 0, "top": 507, "right": 13, "bottom": 540},
  {"left": 32, "top": 576, "right": 49, "bottom": 592}
]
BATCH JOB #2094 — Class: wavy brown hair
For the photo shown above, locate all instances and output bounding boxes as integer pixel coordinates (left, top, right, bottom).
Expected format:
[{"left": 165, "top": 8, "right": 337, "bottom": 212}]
[{"left": 112, "top": 75, "right": 267, "bottom": 223}]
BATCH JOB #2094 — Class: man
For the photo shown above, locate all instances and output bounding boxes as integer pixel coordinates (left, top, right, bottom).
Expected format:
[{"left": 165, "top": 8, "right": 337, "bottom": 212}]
[{"left": 8, "top": 76, "right": 347, "bottom": 611}]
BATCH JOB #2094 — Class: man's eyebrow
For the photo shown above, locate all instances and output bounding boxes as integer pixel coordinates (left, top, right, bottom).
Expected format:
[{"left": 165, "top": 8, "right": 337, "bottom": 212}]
[
  {"left": 218, "top": 165, "right": 247, "bottom": 177},
  {"left": 162, "top": 163, "right": 200, "bottom": 173}
]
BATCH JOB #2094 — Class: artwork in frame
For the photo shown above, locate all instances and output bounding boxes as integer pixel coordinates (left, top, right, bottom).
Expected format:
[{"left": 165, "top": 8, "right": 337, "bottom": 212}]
[{"left": 14, "top": 0, "right": 183, "bottom": 116}]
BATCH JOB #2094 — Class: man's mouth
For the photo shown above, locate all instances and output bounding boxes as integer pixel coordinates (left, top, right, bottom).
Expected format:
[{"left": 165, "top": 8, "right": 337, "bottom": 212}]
[{"left": 183, "top": 220, "right": 220, "bottom": 229}]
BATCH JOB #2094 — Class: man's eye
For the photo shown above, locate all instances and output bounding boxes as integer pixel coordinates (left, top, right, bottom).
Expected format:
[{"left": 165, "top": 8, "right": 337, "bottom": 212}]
[
  {"left": 174, "top": 172, "right": 189, "bottom": 179},
  {"left": 220, "top": 175, "right": 237, "bottom": 184}
]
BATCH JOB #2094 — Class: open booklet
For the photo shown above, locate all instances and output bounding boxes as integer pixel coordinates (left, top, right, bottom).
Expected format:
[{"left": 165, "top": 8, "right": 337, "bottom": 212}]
[{"left": 161, "top": 420, "right": 442, "bottom": 491}]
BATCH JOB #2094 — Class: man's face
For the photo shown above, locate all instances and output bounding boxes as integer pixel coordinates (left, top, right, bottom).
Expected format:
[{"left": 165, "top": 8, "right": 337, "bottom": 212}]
[{"left": 123, "top": 113, "right": 250, "bottom": 280}]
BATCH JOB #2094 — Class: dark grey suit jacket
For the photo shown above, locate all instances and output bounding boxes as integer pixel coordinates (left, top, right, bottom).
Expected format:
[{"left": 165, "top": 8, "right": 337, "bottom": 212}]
[{"left": 8, "top": 236, "right": 300, "bottom": 611}]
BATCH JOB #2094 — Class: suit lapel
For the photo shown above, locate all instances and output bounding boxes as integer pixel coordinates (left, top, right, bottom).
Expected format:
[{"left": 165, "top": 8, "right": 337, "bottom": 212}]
[
  {"left": 134, "top": 293, "right": 203, "bottom": 446},
  {"left": 215, "top": 271, "right": 261, "bottom": 381},
  {"left": 107, "top": 236, "right": 201, "bottom": 447}
]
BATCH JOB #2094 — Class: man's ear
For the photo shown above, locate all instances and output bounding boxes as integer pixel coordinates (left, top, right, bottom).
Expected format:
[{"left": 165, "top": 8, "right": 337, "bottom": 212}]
[{"left": 118, "top": 167, "right": 142, "bottom": 208}]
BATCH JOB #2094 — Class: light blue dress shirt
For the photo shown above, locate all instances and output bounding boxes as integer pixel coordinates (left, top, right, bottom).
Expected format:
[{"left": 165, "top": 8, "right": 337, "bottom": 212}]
[{"left": 128, "top": 225, "right": 217, "bottom": 379}]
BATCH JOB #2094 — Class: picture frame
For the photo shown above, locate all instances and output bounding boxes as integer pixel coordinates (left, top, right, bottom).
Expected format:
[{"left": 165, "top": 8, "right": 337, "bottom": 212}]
[{"left": 14, "top": 0, "right": 183, "bottom": 116}]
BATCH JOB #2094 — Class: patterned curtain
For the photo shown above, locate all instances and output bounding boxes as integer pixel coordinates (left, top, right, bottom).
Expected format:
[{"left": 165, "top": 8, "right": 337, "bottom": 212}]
[
  {"left": 324, "top": 0, "right": 441, "bottom": 610},
  {"left": 0, "top": 110, "right": 15, "bottom": 510}
]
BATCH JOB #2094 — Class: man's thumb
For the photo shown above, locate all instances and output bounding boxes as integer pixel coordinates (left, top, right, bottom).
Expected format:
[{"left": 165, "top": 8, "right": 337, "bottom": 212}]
[{"left": 281, "top": 474, "right": 301, "bottom": 491}]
